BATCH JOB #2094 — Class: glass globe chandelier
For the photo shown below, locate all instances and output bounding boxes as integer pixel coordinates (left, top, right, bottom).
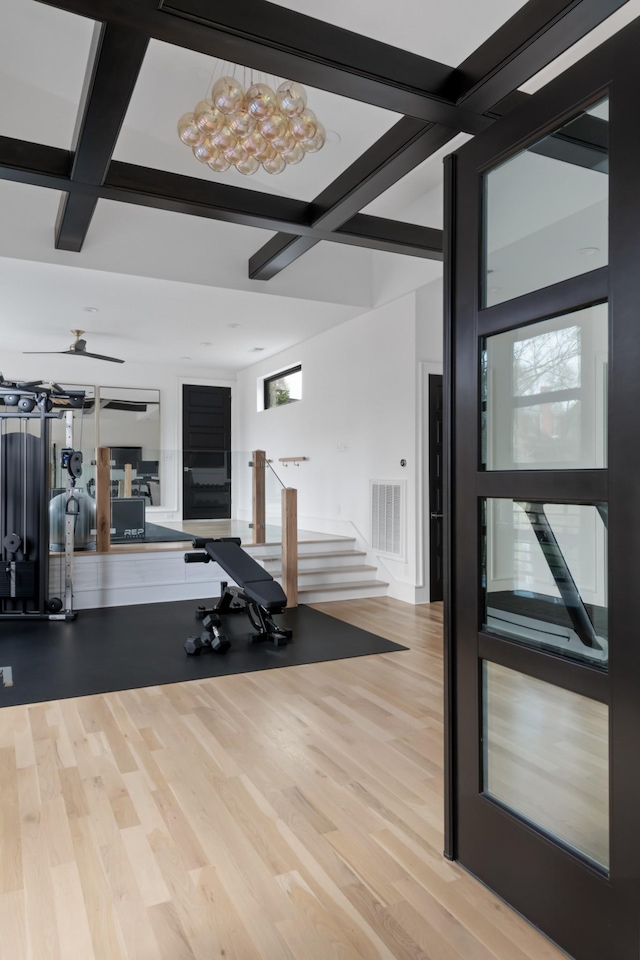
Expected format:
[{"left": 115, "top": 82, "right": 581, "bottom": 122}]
[{"left": 177, "top": 69, "right": 326, "bottom": 177}]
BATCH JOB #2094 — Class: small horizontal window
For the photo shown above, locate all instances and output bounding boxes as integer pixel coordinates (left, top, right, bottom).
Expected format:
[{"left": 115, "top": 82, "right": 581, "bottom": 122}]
[{"left": 264, "top": 365, "right": 302, "bottom": 409}]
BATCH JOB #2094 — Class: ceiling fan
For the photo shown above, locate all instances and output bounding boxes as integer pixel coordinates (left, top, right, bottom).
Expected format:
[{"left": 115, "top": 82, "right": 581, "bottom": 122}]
[{"left": 24, "top": 329, "right": 125, "bottom": 364}]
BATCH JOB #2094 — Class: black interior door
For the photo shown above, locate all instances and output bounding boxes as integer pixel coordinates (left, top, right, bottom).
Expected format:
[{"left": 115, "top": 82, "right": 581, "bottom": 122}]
[
  {"left": 182, "top": 385, "right": 231, "bottom": 520},
  {"left": 446, "top": 19, "right": 640, "bottom": 960},
  {"left": 428, "top": 374, "right": 443, "bottom": 601}
]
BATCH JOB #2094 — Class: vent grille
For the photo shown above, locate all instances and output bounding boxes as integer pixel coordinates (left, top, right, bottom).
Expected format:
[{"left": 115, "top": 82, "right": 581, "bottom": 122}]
[{"left": 371, "top": 481, "right": 405, "bottom": 558}]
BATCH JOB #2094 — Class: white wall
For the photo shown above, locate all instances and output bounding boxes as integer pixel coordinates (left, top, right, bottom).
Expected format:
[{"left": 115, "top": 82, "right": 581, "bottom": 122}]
[{"left": 234, "top": 283, "right": 444, "bottom": 603}]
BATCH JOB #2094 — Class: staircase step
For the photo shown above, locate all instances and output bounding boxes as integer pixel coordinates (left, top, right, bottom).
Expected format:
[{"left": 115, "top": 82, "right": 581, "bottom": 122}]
[
  {"left": 271, "top": 564, "right": 376, "bottom": 579},
  {"left": 260, "top": 549, "right": 367, "bottom": 563},
  {"left": 298, "top": 579, "right": 388, "bottom": 596}
]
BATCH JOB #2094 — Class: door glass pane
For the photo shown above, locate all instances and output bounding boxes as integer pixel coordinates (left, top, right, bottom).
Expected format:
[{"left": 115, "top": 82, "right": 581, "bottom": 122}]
[
  {"left": 483, "top": 99, "right": 608, "bottom": 307},
  {"left": 482, "top": 303, "right": 608, "bottom": 470},
  {"left": 483, "top": 661, "right": 609, "bottom": 872},
  {"left": 482, "top": 499, "right": 608, "bottom": 668}
]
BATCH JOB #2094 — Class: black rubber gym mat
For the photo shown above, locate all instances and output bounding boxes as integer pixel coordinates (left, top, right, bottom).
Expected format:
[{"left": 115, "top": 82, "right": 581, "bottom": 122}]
[{"left": 0, "top": 600, "right": 407, "bottom": 707}]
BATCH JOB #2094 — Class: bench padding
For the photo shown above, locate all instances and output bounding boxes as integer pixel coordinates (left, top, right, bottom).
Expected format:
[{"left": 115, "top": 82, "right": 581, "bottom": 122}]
[{"left": 204, "top": 541, "right": 287, "bottom": 612}]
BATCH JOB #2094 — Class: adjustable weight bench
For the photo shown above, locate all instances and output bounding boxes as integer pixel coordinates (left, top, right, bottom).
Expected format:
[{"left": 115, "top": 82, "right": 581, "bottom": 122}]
[{"left": 183, "top": 537, "right": 292, "bottom": 654}]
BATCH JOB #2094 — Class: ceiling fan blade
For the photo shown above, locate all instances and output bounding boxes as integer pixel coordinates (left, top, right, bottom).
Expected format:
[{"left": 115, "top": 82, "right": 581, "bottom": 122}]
[
  {"left": 79, "top": 351, "right": 125, "bottom": 363},
  {"left": 22, "top": 349, "right": 75, "bottom": 355}
]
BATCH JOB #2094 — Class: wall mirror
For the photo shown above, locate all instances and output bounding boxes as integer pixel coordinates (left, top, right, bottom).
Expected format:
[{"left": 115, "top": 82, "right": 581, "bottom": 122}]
[{"left": 99, "top": 387, "right": 161, "bottom": 506}]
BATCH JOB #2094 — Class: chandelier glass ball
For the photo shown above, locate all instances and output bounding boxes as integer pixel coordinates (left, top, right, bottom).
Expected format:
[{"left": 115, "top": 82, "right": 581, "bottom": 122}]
[
  {"left": 302, "top": 123, "right": 326, "bottom": 153},
  {"left": 290, "top": 108, "right": 318, "bottom": 142},
  {"left": 208, "top": 154, "right": 231, "bottom": 173},
  {"left": 210, "top": 126, "right": 236, "bottom": 153},
  {"left": 262, "top": 154, "right": 287, "bottom": 175},
  {"left": 245, "top": 83, "right": 277, "bottom": 121},
  {"left": 259, "top": 112, "right": 288, "bottom": 142},
  {"left": 177, "top": 112, "right": 204, "bottom": 146},
  {"left": 227, "top": 111, "right": 256, "bottom": 141},
  {"left": 282, "top": 143, "right": 305, "bottom": 165},
  {"left": 276, "top": 80, "right": 307, "bottom": 118},
  {"left": 193, "top": 140, "right": 218, "bottom": 164},
  {"left": 178, "top": 74, "right": 326, "bottom": 176},
  {"left": 211, "top": 76, "right": 245, "bottom": 115},
  {"left": 194, "top": 100, "right": 223, "bottom": 135},
  {"left": 236, "top": 155, "right": 260, "bottom": 176}
]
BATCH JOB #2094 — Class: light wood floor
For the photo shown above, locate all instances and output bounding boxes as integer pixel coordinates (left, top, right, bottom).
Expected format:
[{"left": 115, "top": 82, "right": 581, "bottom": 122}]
[{"left": 0, "top": 597, "right": 567, "bottom": 960}]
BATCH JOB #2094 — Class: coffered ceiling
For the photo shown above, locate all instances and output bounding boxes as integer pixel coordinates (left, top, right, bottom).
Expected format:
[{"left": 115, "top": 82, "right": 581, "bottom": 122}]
[{"left": 0, "top": 0, "right": 635, "bottom": 369}]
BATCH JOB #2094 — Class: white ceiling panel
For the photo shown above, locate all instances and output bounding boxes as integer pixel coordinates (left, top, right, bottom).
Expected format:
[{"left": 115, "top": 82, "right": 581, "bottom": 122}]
[{"left": 265, "top": 0, "right": 530, "bottom": 64}]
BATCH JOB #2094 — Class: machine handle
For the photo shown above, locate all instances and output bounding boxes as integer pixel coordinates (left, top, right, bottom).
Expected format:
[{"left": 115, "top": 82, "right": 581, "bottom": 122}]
[
  {"left": 184, "top": 551, "right": 210, "bottom": 564},
  {"left": 430, "top": 513, "right": 443, "bottom": 519}
]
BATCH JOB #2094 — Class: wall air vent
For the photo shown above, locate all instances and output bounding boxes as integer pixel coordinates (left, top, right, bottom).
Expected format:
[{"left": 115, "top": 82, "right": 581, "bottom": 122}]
[{"left": 370, "top": 480, "right": 406, "bottom": 559}]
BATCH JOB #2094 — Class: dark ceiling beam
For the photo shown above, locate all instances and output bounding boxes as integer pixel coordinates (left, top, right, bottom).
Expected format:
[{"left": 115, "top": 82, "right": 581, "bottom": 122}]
[
  {"left": 36, "top": 0, "right": 488, "bottom": 132},
  {"left": 103, "top": 162, "right": 441, "bottom": 259},
  {"left": 450, "top": 0, "right": 629, "bottom": 113},
  {"left": 158, "top": 0, "right": 488, "bottom": 133},
  {"left": 55, "top": 22, "right": 149, "bottom": 252},
  {"left": 248, "top": 0, "right": 625, "bottom": 281},
  {"left": 0, "top": 137, "right": 72, "bottom": 190},
  {"left": 248, "top": 121, "right": 454, "bottom": 280},
  {"left": 335, "top": 216, "right": 443, "bottom": 259},
  {"left": 0, "top": 138, "right": 440, "bottom": 259}
]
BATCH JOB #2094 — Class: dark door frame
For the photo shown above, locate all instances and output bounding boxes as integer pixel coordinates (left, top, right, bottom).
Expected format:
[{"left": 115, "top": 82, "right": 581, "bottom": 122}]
[{"left": 445, "top": 17, "right": 640, "bottom": 960}]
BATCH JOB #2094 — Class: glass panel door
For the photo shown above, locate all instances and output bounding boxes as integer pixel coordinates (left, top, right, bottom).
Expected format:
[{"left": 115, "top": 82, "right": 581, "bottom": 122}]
[{"left": 447, "top": 21, "right": 640, "bottom": 960}]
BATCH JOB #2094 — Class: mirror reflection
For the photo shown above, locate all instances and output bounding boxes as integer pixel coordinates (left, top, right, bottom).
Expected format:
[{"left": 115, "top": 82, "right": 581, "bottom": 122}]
[{"left": 484, "top": 99, "right": 608, "bottom": 307}]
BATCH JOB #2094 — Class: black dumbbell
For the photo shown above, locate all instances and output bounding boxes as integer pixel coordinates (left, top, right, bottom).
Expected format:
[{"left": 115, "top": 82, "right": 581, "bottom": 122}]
[{"left": 185, "top": 636, "right": 204, "bottom": 655}]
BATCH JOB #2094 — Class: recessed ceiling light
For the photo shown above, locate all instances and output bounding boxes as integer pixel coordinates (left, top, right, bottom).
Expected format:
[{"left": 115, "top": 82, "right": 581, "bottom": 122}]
[
  {"left": 179, "top": 356, "right": 192, "bottom": 360},
  {"left": 84, "top": 306, "right": 99, "bottom": 313},
  {"left": 227, "top": 323, "right": 241, "bottom": 328},
  {"left": 578, "top": 246, "right": 600, "bottom": 256},
  {"left": 250, "top": 347, "right": 265, "bottom": 352},
  {"left": 200, "top": 341, "right": 212, "bottom": 346}
]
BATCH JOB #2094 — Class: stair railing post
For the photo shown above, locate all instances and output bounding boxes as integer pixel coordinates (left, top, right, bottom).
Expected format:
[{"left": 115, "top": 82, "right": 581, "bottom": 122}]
[
  {"left": 281, "top": 486, "right": 298, "bottom": 608},
  {"left": 252, "top": 449, "right": 266, "bottom": 544},
  {"left": 96, "top": 446, "right": 111, "bottom": 553}
]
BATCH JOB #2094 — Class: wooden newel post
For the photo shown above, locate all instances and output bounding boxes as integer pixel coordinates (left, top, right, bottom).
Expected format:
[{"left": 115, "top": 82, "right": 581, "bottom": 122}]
[
  {"left": 281, "top": 487, "right": 298, "bottom": 609},
  {"left": 252, "top": 449, "right": 266, "bottom": 544},
  {"left": 96, "top": 446, "right": 111, "bottom": 553}
]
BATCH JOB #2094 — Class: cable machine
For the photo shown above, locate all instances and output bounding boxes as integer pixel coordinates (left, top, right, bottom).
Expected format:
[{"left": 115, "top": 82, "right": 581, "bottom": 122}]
[{"left": 0, "top": 375, "right": 85, "bottom": 620}]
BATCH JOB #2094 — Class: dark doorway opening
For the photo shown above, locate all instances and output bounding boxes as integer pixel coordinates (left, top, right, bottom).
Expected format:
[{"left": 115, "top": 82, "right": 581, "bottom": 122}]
[{"left": 182, "top": 385, "right": 231, "bottom": 521}]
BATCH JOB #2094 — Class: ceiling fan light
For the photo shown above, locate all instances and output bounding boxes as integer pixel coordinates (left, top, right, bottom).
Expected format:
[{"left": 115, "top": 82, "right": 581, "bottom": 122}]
[
  {"left": 245, "top": 83, "right": 276, "bottom": 121},
  {"left": 276, "top": 80, "right": 307, "bottom": 118},
  {"left": 177, "top": 112, "right": 204, "bottom": 146},
  {"left": 211, "top": 76, "right": 244, "bottom": 115}
]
